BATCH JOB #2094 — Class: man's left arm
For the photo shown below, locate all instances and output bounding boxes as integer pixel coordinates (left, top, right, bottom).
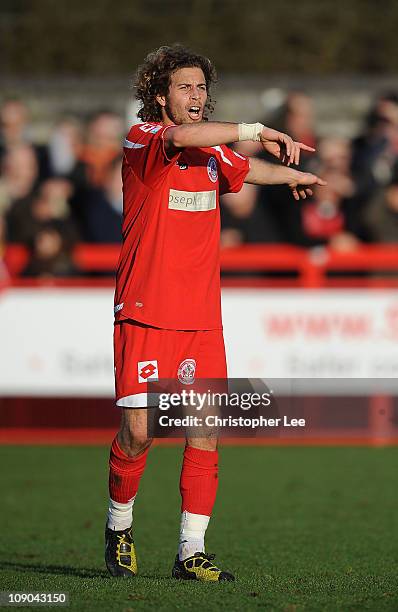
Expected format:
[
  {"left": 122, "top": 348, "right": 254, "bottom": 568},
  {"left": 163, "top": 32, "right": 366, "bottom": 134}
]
[{"left": 245, "top": 157, "right": 326, "bottom": 200}]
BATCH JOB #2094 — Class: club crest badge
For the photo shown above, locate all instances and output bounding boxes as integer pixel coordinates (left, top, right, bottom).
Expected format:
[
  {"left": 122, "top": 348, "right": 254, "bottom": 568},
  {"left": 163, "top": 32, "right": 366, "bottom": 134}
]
[
  {"left": 177, "top": 358, "right": 196, "bottom": 385},
  {"left": 207, "top": 156, "right": 218, "bottom": 183}
]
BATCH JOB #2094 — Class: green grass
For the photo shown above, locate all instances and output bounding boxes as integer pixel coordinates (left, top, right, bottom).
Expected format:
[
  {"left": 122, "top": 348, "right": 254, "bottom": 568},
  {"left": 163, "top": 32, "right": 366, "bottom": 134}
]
[{"left": 1, "top": 445, "right": 398, "bottom": 611}]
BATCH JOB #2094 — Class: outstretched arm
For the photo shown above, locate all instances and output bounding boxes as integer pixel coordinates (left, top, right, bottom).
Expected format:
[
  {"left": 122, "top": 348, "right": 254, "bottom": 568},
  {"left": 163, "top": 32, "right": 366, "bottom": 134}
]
[
  {"left": 165, "top": 122, "right": 239, "bottom": 151},
  {"left": 164, "top": 121, "right": 314, "bottom": 166},
  {"left": 245, "top": 157, "right": 327, "bottom": 200}
]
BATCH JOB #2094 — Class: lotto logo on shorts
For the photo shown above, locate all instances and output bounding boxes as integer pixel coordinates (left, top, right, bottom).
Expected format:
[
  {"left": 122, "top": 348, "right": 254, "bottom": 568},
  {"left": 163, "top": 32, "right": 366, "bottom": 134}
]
[{"left": 138, "top": 360, "right": 159, "bottom": 383}]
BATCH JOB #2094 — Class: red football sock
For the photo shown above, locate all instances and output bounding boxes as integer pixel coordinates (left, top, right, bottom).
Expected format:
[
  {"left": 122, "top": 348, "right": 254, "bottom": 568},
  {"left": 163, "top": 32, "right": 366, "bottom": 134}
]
[
  {"left": 108, "top": 436, "right": 149, "bottom": 503},
  {"left": 180, "top": 445, "right": 218, "bottom": 516}
]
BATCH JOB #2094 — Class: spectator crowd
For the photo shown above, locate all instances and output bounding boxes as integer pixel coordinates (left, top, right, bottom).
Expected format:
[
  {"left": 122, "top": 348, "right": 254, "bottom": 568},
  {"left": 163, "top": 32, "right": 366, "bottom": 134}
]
[{"left": 2, "top": 91, "right": 398, "bottom": 278}]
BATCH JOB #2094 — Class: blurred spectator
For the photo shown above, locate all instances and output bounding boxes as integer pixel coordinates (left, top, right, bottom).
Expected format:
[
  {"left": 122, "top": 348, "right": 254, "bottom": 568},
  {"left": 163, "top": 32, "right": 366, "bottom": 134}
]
[
  {"left": 254, "top": 135, "right": 358, "bottom": 250},
  {"left": 1, "top": 144, "right": 40, "bottom": 239},
  {"left": 68, "top": 110, "right": 123, "bottom": 231},
  {"left": 347, "top": 92, "right": 398, "bottom": 239},
  {"left": 22, "top": 221, "right": 79, "bottom": 278},
  {"left": 48, "top": 116, "right": 83, "bottom": 177},
  {"left": 221, "top": 182, "right": 267, "bottom": 246},
  {"left": 301, "top": 172, "right": 358, "bottom": 252},
  {"left": 0, "top": 98, "right": 29, "bottom": 148},
  {"left": 6, "top": 177, "right": 78, "bottom": 245},
  {"left": 365, "top": 177, "right": 398, "bottom": 242},
  {"left": 220, "top": 142, "right": 282, "bottom": 245},
  {"left": 301, "top": 137, "right": 358, "bottom": 250},
  {"left": 271, "top": 91, "right": 317, "bottom": 153},
  {"left": 77, "top": 110, "right": 123, "bottom": 188},
  {"left": 81, "top": 157, "right": 123, "bottom": 243},
  {"left": 0, "top": 98, "right": 51, "bottom": 181},
  {"left": 318, "top": 137, "right": 353, "bottom": 176}
]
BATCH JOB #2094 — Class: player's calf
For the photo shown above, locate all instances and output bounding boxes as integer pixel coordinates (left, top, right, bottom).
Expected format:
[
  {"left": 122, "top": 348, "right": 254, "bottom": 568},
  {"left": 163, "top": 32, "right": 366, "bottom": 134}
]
[{"left": 105, "top": 432, "right": 151, "bottom": 578}]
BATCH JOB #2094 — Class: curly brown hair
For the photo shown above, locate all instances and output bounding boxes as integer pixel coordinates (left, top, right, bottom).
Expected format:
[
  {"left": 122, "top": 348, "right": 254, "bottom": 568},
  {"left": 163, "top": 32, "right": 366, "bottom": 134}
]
[{"left": 135, "top": 44, "right": 217, "bottom": 122}]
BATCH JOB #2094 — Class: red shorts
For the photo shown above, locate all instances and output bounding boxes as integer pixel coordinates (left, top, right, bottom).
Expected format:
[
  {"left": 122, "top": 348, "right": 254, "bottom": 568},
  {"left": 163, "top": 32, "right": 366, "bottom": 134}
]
[{"left": 114, "top": 320, "right": 227, "bottom": 407}]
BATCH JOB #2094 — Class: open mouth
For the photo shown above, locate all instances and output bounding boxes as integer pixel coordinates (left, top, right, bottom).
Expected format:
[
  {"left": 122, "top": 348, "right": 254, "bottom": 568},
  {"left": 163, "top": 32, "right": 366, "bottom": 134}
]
[{"left": 187, "top": 106, "right": 201, "bottom": 120}]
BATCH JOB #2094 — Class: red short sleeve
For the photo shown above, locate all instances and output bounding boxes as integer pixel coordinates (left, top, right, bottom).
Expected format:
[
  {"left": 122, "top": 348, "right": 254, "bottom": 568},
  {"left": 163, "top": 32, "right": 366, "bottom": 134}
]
[
  {"left": 123, "top": 122, "right": 180, "bottom": 188},
  {"left": 211, "top": 145, "right": 250, "bottom": 195}
]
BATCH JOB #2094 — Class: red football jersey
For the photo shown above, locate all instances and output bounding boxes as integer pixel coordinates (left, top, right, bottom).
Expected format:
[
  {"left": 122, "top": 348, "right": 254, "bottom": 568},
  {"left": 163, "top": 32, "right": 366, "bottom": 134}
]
[{"left": 114, "top": 122, "right": 250, "bottom": 330}]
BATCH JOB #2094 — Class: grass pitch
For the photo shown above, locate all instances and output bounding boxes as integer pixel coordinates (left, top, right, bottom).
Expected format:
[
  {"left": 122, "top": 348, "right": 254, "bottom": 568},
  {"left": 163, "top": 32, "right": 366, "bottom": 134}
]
[{"left": 1, "top": 444, "right": 398, "bottom": 611}]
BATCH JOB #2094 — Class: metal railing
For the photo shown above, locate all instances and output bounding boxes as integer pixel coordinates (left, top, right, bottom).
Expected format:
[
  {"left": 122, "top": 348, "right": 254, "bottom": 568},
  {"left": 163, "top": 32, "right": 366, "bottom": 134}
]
[{"left": 4, "top": 243, "right": 398, "bottom": 288}]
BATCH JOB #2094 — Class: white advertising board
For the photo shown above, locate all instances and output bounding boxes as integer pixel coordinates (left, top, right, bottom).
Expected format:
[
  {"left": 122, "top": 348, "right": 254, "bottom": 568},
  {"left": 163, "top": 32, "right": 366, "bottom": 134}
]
[
  {"left": 1, "top": 287, "right": 398, "bottom": 396},
  {"left": 222, "top": 289, "right": 398, "bottom": 379},
  {"left": 0, "top": 288, "right": 115, "bottom": 396}
]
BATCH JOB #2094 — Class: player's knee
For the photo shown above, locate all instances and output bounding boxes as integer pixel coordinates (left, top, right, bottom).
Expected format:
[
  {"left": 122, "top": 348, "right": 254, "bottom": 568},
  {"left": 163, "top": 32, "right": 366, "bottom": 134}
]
[{"left": 118, "top": 428, "right": 153, "bottom": 457}]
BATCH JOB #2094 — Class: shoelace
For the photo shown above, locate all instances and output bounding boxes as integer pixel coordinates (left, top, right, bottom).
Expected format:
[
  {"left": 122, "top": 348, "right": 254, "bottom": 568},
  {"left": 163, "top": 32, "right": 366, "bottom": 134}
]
[{"left": 194, "top": 552, "right": 216, "bottom": 562}]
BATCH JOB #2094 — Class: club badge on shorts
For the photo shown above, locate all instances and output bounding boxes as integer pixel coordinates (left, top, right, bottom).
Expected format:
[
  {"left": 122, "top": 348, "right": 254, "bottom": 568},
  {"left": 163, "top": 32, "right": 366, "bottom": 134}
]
[{"left": 177, "top": 359, "right": 196, "bottom": 385}]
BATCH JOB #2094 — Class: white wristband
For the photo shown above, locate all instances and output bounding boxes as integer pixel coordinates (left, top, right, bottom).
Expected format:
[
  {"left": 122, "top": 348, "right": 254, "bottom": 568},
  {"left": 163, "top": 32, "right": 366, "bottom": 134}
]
[{"left": 238, "top": 122, "right": 264, "bottom": 142}]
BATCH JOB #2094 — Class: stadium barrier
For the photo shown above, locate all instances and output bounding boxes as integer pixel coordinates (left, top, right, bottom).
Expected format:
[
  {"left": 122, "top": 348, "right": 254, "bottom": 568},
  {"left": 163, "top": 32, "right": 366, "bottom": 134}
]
[{"left": 5, "top": 243, "right": 398, "bottom": 287}]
